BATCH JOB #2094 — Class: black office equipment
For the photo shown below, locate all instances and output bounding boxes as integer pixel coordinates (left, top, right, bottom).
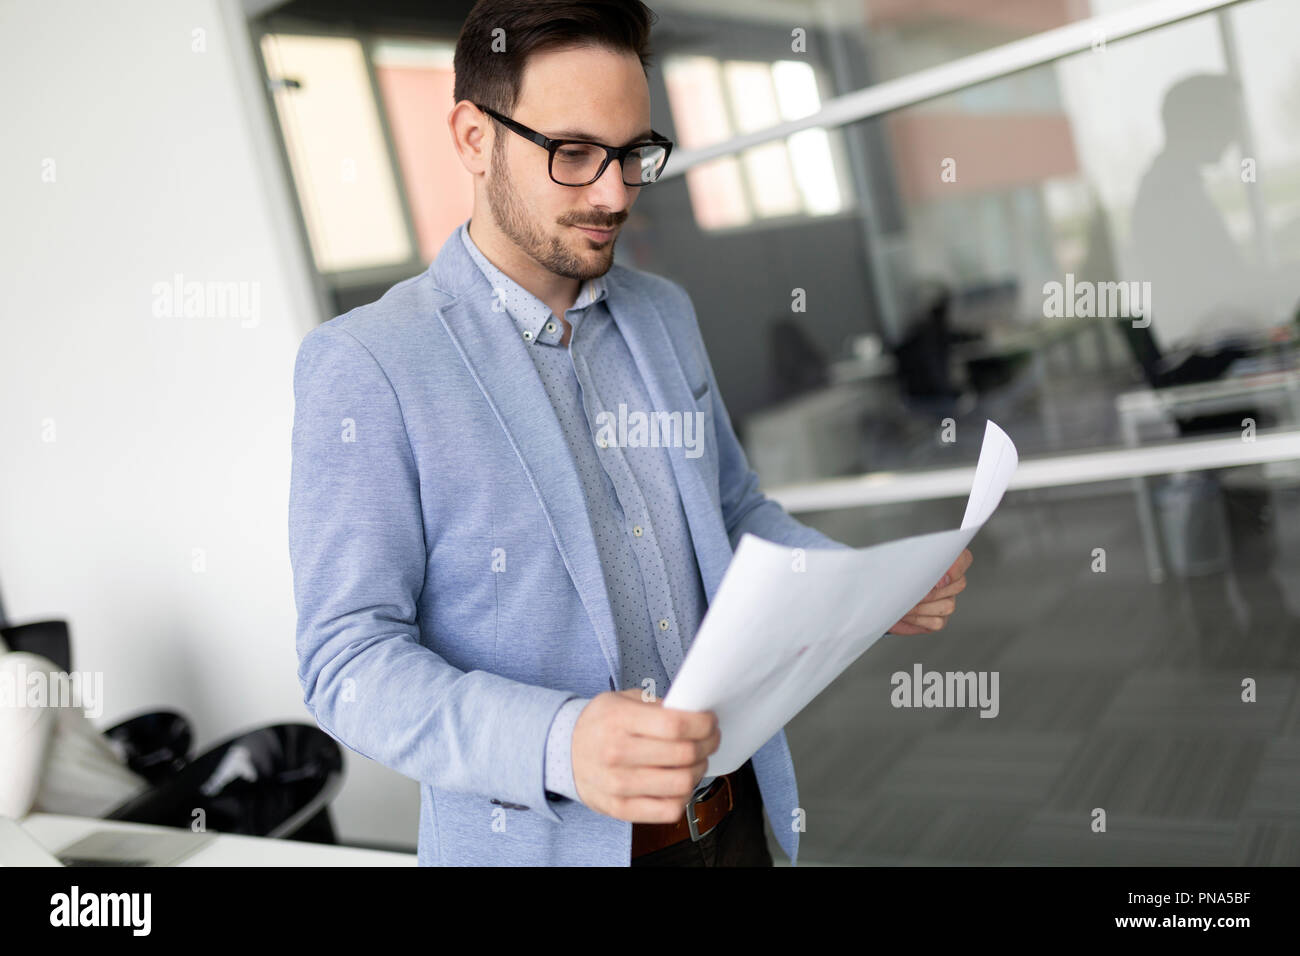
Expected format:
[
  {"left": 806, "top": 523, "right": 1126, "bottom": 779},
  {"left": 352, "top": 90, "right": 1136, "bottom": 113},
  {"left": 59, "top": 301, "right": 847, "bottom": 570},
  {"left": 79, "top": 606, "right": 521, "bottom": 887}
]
[{"left": 105, "top": 723, "right": 344, "bottom": 843}]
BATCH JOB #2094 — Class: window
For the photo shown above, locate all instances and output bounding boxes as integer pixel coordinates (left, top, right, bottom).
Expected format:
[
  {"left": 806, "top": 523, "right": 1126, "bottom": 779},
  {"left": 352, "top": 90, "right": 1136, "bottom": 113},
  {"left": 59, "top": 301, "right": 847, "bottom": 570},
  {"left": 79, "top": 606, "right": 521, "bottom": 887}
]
[
  {"left": 663, "top": 55, "right": 853, "bottom": 230},
  {"left": 261, "top": 33, "right": 414, "bottom": 276},
  {"left": 259, "top": 32, "right": 474, "bottom": 288}
]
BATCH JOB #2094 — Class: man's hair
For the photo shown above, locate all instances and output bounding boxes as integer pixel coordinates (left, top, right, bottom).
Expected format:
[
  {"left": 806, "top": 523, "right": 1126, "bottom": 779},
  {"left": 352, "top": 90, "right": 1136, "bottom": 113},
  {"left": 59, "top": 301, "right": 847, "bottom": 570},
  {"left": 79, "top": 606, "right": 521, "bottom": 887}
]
[
  {"left": 1161, "top": 73, "right": 1241, "bottom": 139},
  {"left": 453, "top": 0, "right": 657, "bottom": 115}
]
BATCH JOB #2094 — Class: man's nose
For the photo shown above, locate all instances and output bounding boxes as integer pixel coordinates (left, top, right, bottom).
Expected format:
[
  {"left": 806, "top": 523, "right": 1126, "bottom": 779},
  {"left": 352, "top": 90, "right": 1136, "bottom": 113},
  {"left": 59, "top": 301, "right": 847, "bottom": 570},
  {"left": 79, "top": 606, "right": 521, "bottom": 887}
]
[{"left": 584, "top": 156, "right": 635, "bottom": 212}]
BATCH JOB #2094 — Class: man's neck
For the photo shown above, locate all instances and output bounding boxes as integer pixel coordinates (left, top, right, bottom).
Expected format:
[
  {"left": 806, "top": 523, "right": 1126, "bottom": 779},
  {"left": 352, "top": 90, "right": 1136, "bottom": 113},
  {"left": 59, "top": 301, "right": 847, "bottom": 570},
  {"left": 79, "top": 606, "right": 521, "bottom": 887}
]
[{"left": 468, "top": 217, "right": 579, "bottom": 321}]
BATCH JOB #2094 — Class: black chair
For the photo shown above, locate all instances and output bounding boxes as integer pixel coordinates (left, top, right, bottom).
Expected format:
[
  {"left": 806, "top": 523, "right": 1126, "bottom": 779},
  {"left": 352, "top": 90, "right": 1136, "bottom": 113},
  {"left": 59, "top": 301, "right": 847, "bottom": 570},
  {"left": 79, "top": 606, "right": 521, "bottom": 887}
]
[
  {"left": 104, "top": 723, "right": 344, "bottom": 843},
  {"left": 103, "top": 710, "right": 194, "bottom": 784},
  {"left": 1114, "top": 316, "right": 1270, "bottom": 435},
  {"left": 3, "top": 619, "right": 196, "bottom": 784},
  {"left": 768, "top": 317, "right": 829, "bottom": 403},
  {"left": 891, "top": 283, "right": 969, "bottom": 418},
  {"left": 1, "top": 619, "right": 72, "bottom": 672}
]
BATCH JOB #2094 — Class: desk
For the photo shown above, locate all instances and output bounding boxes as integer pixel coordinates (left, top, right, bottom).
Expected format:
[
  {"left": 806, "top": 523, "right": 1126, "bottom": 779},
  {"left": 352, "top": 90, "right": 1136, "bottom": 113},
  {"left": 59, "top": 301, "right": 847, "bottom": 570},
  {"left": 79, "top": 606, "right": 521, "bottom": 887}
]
[
  {"left": 1116, "top": 368, "right": 1300, "bottom": 583},
  {"left": 20, "top": 813, "right": 416, "bottom": 866},
  {"left": 745, "top": 381, "right": 887, "bottom": 486}
]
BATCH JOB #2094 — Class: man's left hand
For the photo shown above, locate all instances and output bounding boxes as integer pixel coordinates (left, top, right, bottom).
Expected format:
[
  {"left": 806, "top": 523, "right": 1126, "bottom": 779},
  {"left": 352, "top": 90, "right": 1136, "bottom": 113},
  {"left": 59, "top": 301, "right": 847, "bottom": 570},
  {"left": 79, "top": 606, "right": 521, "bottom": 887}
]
[{"left": 887, "top": 548, "right": 972, "bottom": 635}]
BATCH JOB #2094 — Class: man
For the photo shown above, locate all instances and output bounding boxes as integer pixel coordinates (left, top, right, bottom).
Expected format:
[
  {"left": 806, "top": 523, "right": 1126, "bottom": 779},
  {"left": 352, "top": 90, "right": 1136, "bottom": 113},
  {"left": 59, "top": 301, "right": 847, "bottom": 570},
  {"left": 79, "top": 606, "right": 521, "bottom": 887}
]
[
  {"left": 288, "top": 0, "right": 972, "bottom": 867},
  {"left": 1131, "top": 73, "right": 1298, "bottom": 353},
  {"left": 1130, "top": 73, "right": 1299, "bottom": 655}
]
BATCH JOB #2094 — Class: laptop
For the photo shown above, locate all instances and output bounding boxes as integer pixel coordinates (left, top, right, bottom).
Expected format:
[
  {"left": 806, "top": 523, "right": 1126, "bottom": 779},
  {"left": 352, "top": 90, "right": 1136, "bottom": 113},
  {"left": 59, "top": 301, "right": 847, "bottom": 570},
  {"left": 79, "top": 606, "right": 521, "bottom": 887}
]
[{"left": 0, "top": 816, "right": 214, "bottom": 867}]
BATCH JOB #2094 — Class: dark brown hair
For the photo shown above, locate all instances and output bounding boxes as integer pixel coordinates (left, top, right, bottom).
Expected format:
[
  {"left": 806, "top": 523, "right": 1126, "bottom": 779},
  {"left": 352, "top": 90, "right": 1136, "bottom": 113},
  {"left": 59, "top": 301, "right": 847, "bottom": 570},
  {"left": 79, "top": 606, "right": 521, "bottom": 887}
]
[{"left": 453, "top": 0, "right": 657, "bottom": 114}]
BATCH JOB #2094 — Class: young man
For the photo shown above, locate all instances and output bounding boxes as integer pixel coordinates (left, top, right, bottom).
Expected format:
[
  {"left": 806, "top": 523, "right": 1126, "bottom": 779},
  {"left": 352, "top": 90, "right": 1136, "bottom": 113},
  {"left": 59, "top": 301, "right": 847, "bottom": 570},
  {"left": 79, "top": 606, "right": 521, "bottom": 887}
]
[{"left": 288, "top": 0, "right": 971, "bottom": 867}]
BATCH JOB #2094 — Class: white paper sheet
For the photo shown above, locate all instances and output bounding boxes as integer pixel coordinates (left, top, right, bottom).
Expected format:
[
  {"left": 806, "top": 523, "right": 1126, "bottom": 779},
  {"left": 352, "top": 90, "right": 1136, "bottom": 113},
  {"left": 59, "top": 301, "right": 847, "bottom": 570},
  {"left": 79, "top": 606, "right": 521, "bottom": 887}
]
[{"left": 663, "top": 420, "right": 1019, "bottom": 775}]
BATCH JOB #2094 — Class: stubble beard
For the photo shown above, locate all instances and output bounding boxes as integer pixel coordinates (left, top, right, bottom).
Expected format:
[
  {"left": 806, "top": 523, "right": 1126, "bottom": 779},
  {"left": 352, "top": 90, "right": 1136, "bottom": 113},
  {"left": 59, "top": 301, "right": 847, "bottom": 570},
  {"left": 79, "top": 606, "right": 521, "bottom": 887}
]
[{"left": 486, "top": 141, "right": 617, "bottom": 282}]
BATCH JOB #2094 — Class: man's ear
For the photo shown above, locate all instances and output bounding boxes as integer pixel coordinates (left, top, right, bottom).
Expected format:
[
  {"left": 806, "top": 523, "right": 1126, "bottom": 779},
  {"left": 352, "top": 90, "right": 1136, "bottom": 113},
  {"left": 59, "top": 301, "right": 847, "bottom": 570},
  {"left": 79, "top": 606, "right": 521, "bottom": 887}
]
[{"left": 448, "top": 100, "right": 492, "bottom": 177}]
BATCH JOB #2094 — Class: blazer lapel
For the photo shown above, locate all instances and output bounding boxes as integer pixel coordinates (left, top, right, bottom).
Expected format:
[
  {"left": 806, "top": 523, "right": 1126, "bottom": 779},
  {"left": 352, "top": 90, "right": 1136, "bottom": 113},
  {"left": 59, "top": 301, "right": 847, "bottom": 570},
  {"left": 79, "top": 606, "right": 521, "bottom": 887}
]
[{"left": 430, "top": 233, "right": 622, "bottom": 687}]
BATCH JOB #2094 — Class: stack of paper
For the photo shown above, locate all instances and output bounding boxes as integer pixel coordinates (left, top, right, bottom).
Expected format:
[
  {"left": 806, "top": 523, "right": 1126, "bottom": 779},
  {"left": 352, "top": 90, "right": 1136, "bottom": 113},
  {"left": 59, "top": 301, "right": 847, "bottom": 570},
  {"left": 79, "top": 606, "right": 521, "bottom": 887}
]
[{"left": 664, "top": 420, "right": 1019, "bottom": 775}]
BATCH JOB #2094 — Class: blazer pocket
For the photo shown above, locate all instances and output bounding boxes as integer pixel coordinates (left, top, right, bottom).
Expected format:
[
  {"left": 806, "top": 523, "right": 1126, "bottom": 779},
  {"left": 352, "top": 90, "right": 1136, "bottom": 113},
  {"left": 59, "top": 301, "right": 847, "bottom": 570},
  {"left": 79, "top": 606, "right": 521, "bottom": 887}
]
[{"left": 688, "top": 384, "right": 716, "bottom": 473}]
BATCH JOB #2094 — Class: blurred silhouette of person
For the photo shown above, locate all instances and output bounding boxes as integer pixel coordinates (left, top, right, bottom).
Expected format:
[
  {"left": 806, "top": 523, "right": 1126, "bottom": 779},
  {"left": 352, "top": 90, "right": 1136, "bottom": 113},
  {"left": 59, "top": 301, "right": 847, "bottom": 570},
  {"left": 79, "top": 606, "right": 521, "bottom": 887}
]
[
  {"left": 1131, "top": 73, "right": 1298, "bottom": 354},
  {"left": 768, "top": 317, "right": 829, "bottom": 403},
  {"left": 1128, "top": 73, "right": 1300, "bottom": 664}
]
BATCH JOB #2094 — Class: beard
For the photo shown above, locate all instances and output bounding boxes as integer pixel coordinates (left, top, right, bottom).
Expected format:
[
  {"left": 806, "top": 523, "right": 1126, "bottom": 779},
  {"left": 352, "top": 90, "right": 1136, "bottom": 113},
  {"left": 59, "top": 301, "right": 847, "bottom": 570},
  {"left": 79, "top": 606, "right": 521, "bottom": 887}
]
[{"left": 486, "top": 140, "right": 620, "bottom": 281}]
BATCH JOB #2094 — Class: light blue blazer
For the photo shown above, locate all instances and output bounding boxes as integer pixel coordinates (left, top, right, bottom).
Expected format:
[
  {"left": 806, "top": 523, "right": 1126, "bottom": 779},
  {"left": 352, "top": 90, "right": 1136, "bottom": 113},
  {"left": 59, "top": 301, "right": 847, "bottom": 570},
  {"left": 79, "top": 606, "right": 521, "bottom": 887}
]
[{"left": 288, "top": 221, "right": 845, "bottom": 866}]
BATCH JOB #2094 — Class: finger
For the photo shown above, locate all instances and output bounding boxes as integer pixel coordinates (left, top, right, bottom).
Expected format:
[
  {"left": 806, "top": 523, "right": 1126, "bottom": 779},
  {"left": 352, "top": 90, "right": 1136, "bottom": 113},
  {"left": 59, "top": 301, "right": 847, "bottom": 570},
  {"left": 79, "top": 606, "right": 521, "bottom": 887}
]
[
  {"left": 949, "top": 548, "right": 973, "bottom": 578},
  {"left": 608, "top": 762, "right": 707, "bottom": 799},
  {"left": 629, "top": 701, "right": 718, "bottom": 741},
  {"left": 616, "top": 687, "right": 660, "bottom": 703},
  {"left": 900, "top": 613, "right": 946, "bottom": 630},
  {"left": 905, "top": 597, "right": 957, "bottom": 618},
  {"left": 612, "top": 728, "right": 720, "bottom": 768},
  {"left": 926, "top": 575, "right": 968, "bottom": 601},
  {"left": 888, "top": 621, "right": 929, "bottom": 635},
  {"left": 612, "top": 795, "right": 693, "bottom": 824}
]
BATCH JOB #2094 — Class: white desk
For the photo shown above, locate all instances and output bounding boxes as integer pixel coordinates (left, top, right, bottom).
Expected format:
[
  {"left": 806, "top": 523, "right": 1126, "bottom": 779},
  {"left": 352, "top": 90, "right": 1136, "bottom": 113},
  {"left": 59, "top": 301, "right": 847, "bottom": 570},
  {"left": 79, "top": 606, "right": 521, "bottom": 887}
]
[
  {"left": 20, "top": 813, "right": 416, "bottom": 866},
  {"left": 1116, "top": 368, "right": 1300, "bottom": 582}
]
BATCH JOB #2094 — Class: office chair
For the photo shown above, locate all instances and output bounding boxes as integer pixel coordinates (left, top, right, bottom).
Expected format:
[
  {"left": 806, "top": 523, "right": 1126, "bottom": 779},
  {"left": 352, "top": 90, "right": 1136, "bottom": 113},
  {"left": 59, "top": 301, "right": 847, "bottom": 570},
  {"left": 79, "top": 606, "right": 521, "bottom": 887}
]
[
  {"left": 0, "top": 602, "right": 344, "bottom": 843},
  {"left": 892, "top": 283, "right": 963, "bottom": 413},
  {"left": 768, "top": 317, "right": 829, "bottom": 402},
  {"left": 2, "top": 617, "right": 197, "bottom": 782},
  {"left": 1, "top": 619, "right": 73, "bottom": 672},
  {"left": 1114, "top": 315, "right": 1269, "bottom": 435},
  {"left": 103, "top": 710, "right": 194, "bottom": 784},
  {"left": 104, "top": 723, "right": 344, "bottom": 844}
]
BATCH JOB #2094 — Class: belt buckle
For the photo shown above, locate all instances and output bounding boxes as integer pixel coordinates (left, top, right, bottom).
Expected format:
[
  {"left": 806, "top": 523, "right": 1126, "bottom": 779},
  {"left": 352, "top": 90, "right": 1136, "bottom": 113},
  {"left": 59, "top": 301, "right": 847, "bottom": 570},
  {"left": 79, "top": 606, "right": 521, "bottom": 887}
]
[{"left": 685, "top": 778, "right": 719, "bottom": 842}]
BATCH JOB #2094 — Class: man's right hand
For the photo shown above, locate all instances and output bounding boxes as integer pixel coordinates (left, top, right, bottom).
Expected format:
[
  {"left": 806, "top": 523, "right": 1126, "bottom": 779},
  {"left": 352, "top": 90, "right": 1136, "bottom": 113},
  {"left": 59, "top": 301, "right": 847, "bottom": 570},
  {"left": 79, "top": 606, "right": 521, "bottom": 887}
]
[{"left": 570, "top": 689, "right": 720, "bottom": 823}]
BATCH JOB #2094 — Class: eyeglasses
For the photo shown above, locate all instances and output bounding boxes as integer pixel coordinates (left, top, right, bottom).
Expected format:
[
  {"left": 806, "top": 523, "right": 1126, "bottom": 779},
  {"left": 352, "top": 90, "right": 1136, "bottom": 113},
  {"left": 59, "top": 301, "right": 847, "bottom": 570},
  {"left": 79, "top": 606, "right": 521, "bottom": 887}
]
[{"left": 475, "top": 104, "right": 673, "bottom": 187}]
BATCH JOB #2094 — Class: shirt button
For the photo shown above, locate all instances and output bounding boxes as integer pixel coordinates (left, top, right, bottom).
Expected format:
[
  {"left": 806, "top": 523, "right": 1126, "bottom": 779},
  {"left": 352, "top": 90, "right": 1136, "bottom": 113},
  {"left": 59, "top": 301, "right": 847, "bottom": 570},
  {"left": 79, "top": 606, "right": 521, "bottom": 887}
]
[
  {"left": 522, "top": 329, "right": 533, "bottom": 341},
  {"left": 598, "top": 438, "right": 608, "bottom": 448},
  {"left": 659, "top": 619, "right": 670, "bottom": 631},
  {"left": 632, "top": 525, "right": 643, "bottom": 537},
  {"left": 545, "top": 321, "right": 556, "bottom": 333}
]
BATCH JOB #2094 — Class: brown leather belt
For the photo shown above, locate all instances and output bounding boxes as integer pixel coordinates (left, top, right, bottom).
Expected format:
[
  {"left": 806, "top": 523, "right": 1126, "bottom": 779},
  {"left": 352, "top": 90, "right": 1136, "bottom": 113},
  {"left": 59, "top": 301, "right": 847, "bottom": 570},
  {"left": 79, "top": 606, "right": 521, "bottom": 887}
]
[{"left": 631, "top": 770, "right": 737, "bottom": 858}]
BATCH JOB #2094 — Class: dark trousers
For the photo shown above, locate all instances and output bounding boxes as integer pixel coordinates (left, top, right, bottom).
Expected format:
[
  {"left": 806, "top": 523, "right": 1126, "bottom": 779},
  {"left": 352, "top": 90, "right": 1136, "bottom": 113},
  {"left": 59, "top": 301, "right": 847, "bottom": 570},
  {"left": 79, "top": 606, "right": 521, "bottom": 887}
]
[{"left": 630, "top": 759, "right": 774, "bottom": 867}]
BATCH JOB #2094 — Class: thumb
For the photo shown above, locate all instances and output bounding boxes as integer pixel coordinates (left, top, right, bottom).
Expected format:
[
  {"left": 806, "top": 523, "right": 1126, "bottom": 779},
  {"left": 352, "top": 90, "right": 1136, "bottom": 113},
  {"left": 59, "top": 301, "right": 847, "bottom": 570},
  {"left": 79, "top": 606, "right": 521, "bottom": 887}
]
[{"left": 616, "top": 687, "right": 663, "bottom": 704}]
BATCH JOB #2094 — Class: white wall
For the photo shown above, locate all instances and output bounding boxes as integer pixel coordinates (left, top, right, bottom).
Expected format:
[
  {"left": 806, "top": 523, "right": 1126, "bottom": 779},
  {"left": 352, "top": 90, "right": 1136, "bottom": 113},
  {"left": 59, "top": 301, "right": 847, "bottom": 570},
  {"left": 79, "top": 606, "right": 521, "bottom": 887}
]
[{"left": 0, "top": 0, "right": 419, "bottom": 848}]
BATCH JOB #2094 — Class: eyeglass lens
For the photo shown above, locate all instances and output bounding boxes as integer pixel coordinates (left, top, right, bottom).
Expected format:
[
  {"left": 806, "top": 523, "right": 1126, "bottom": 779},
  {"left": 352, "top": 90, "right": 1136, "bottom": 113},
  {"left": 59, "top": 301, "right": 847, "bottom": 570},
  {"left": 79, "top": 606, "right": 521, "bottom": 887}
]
[{"left": 552, "top": 143, "right": 668, "bottom": 186}]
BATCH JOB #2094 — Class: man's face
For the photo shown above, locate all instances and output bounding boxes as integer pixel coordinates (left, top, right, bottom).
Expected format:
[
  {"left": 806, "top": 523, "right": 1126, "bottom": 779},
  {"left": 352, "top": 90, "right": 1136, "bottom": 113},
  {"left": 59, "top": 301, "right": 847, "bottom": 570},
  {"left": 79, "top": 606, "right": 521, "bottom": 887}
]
[{"left": 485, "top": 44, "right": 652, "bottom": 281}]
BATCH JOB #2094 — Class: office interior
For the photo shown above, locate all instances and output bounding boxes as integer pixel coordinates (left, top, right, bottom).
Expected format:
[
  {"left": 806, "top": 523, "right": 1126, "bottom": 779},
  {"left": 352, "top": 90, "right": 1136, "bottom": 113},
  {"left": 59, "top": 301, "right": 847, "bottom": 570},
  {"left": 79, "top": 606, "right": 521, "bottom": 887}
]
[{"left": 2, "top": 0, "right": 1299, "bottom": 865}]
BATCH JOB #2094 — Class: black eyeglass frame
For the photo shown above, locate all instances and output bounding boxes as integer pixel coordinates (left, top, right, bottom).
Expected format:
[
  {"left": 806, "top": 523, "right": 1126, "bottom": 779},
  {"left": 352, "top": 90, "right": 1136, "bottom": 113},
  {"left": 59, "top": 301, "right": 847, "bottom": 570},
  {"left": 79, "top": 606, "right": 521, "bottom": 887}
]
[{"left": 475, "top": 103, "right": 673, "bottom": 187}]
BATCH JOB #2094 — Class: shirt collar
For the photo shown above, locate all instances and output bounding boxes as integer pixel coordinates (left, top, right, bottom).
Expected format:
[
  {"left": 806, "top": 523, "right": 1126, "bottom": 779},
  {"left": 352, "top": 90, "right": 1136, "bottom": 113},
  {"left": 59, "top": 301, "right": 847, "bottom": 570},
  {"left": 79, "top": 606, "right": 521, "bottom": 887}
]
[{"left": 459, "top": 221, "right": 608, "bottom": 346}]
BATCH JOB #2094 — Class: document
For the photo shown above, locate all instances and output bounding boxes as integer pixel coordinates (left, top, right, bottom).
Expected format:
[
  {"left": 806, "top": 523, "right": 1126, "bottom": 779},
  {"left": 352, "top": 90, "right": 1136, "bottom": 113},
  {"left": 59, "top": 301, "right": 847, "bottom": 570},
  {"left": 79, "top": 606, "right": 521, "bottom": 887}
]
[{"left": 663, "top": 420, "right": 1019, "bottom": 776}]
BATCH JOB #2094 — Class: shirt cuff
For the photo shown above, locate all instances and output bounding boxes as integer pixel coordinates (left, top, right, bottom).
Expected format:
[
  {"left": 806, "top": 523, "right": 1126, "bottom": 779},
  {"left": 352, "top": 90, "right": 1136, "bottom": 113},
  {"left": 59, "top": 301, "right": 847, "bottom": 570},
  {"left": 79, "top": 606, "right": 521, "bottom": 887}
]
[{"left": 544, "top": 696, "right": 590, "bottom": 805}]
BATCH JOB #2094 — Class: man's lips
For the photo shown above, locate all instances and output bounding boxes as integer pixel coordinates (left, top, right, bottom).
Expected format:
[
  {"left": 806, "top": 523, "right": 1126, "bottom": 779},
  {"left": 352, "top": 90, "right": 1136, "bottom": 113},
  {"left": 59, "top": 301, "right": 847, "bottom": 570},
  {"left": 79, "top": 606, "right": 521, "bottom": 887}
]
[{"left": 573, "top": 224, "right": 616, "bottom": 242}]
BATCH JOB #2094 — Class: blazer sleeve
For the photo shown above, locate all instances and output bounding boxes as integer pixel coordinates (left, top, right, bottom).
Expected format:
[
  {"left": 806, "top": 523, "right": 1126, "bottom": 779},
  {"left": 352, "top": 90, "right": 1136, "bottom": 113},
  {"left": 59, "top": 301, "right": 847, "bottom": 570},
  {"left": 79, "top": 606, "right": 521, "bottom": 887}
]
[
  {"left": 670, "top": 281, "right": 853, "bottom": 554},
  {"left": 288, "top": 324, "right": 575, "bottom": 823}
]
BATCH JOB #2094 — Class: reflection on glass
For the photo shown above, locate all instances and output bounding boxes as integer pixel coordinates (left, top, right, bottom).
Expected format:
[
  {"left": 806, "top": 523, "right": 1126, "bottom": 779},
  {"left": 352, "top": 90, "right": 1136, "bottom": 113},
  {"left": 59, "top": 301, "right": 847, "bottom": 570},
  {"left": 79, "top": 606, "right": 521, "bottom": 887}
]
[
  {"left": 637, "top": 0, "right": 1300, "bottom": 868},
  {"left": 372, "top": 38, "right": 473, "bottom": 265}
]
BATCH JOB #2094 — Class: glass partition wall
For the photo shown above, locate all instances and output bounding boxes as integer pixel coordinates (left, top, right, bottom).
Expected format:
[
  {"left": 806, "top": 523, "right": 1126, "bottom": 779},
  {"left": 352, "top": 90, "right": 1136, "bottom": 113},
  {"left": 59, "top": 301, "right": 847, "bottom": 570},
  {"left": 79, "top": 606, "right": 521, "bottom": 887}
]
[{"left": 627, "top": 0, "right": 1300, "bottom": 865}]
